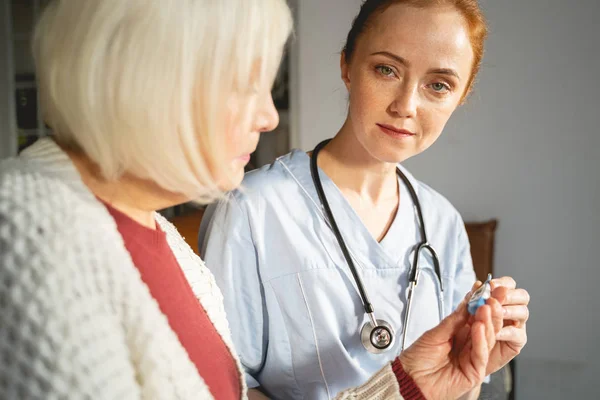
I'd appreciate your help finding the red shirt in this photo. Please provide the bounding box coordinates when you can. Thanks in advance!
[104,203,240,400]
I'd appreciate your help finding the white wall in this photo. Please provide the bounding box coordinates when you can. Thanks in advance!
[293,0,363,150]
[294,0,600,398]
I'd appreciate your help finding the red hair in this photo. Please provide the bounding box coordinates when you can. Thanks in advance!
[343,0,488,99]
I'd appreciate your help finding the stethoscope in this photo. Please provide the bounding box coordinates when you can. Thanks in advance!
[310,139,444,354]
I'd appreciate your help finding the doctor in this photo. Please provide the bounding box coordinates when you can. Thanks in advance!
[199,0,529,399]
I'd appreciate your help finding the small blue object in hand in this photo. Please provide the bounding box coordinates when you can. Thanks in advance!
[468,273,492,316]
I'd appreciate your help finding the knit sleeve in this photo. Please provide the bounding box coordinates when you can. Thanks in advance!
[0,206,141,399]
[333,358,425,400]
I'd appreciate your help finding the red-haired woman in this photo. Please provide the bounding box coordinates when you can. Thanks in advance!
[200,1,529,399]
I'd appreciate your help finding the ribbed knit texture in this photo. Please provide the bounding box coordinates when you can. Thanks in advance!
[104,202,241,399]
[392,358,426,400]
[0,138,246,399]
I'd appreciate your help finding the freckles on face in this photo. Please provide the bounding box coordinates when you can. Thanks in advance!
[345,4,475,162]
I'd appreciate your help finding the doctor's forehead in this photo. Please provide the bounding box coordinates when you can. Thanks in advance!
[356,5,474,72]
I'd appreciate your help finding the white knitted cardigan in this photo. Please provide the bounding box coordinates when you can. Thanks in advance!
[0,139,405,400]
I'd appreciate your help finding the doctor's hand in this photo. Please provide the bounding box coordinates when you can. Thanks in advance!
[398,292,503,400]
[483,276,530,376]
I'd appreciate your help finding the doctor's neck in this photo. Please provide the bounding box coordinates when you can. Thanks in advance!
[316,123,399,204]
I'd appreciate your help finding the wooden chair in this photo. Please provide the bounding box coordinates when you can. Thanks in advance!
[465,219,498,282]
[465,219,515,400]
[169,208,205,255]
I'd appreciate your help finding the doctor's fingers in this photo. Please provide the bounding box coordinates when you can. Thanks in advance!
[490,276,516,290]
[492,287,530,306]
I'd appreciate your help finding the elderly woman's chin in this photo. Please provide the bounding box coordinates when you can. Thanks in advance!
[216,161,247,192]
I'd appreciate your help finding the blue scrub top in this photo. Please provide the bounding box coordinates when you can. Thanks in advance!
[199,150,476,400]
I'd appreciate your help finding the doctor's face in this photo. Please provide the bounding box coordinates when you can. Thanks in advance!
[341,4,474,163]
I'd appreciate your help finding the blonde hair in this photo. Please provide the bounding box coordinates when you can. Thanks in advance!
[33,0,293,202]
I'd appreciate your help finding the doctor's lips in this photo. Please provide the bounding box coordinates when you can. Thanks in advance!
[377,124,416,138]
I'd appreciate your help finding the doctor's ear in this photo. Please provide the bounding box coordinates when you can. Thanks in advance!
[341,51,352,92]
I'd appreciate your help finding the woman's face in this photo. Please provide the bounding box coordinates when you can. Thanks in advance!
[222,78,279,189]
[342,4,475,163]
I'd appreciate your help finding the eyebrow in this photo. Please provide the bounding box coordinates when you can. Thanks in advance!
[371,51,410,67]
[428,68,461,80]
[370,51,461,80]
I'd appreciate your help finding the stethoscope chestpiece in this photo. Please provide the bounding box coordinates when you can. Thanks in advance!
[360,319,395,354]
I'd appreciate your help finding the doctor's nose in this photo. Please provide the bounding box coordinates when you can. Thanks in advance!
[389,85,418,118]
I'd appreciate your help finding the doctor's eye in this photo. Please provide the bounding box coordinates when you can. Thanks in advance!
[375,65,396,78]
[429,82,451,94]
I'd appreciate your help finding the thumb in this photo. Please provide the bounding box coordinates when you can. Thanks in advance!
[428,297,470,342]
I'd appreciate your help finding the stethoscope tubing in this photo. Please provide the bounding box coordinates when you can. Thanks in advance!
[310,139,444,353]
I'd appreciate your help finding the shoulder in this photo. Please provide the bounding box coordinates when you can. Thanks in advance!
[0,159,138,396]
[233,149,310,204]
[1,156,87,239]
[0,155,101,248]
[203,150,310,224]
[0,155,123,298]
[200,150,312,248]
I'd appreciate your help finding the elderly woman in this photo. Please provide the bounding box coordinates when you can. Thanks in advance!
[0,0,514,399]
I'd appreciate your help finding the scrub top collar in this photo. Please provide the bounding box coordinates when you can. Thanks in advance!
[276,149,422,270]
